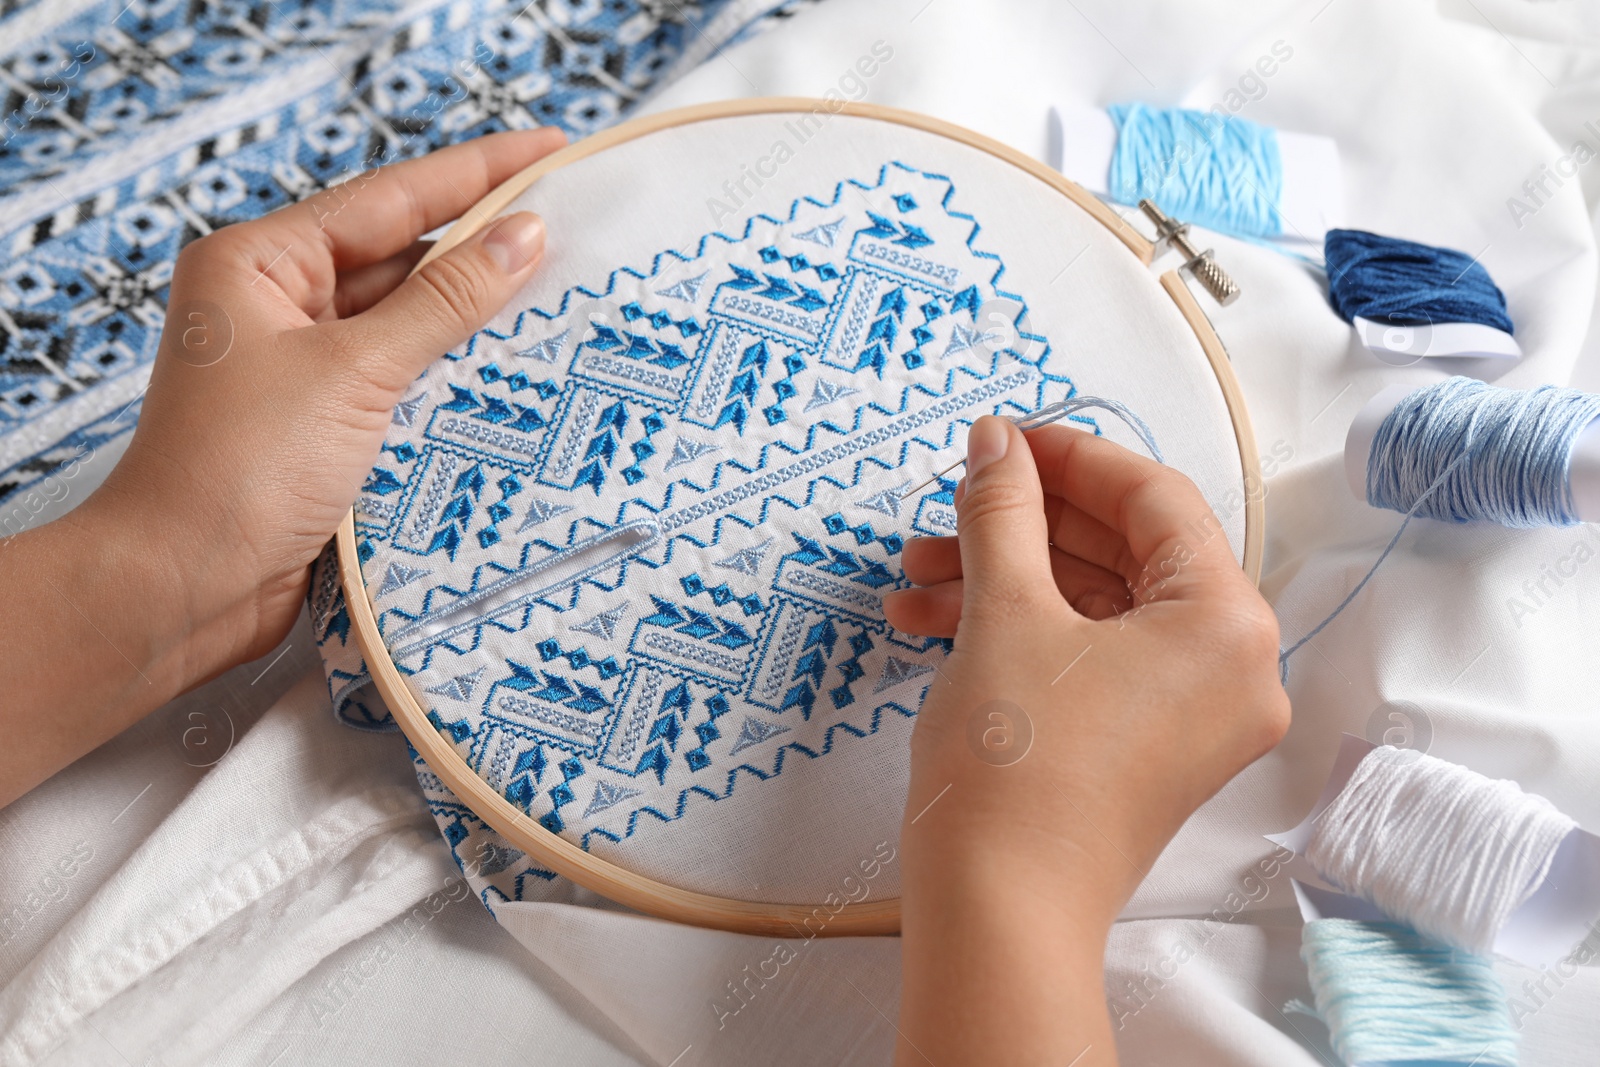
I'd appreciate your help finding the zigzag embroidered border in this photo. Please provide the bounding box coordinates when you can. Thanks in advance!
[357,157,1099,885]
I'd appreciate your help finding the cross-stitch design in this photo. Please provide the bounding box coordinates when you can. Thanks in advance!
[0,0,815,725]
[360,161,1086,891]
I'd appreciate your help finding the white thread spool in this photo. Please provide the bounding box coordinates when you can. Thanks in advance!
[1343,383,1600,521]
[1304,745,1576,954]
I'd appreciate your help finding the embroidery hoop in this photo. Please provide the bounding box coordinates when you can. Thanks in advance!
[336,99,1264,936]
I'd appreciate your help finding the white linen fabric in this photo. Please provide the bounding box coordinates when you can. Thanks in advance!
[5,0,1600,1064]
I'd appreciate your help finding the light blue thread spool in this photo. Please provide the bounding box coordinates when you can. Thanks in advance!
[1363,377,1600,527]
[1293,919,1517,1067]
[1106,102,1284,239]
[1280,377,1600,677]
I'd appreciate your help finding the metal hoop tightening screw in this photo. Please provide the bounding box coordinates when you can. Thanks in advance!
[1138,199,1240,307]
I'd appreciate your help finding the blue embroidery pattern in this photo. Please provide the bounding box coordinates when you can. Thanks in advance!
[359,161,1082,894]
[0,0,811,535]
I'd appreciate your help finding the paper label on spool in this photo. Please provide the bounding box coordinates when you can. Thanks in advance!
[1275,132,1341,251]
[1048,103,1118,200]
[1351,315,1522,363]
[1268,733,1600,967]
[1046,101,1342,255]
[1343,383,1419,503]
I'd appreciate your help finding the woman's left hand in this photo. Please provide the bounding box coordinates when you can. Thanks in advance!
[2,129,564,805]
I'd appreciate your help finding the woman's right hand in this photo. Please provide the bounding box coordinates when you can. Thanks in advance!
[885,416,1289,1065]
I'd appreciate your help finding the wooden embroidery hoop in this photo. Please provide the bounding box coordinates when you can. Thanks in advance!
[336,98,1264,937]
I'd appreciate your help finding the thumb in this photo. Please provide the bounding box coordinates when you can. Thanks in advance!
[345,211,546,385]
[955,416,1057,623]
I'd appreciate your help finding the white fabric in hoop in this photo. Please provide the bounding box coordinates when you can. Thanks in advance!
[354,111,1250,905]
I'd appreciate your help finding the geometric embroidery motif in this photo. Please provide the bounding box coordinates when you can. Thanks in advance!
[378,562,433,598]
[875,655,935,693]
[804,377,861,412]
[655,273,708,303]
[358,160,1077,861]
[855,483,912,519]
[516,328,569,364]
[727,714,791,756]
[583,778,643,817]
[0,0,846,912]
[569,602,629,641]
[793,218,844,248]
[516,497,574,533]
[713,537,775,576]
[426,667,485,703]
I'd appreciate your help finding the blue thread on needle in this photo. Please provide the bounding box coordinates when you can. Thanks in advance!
[900,396,1166,500]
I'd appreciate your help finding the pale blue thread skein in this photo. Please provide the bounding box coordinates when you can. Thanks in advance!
[1367,377,1600,527]
[1012,395,1166,463]
[1292,919,1517,1067]
[1280,377,1600,676]
[1106,102,1283,238]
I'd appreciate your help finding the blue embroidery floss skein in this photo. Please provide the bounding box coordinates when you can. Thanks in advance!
[1325,229,1514,335]
[1279,377,1600,675]
[1325,229,1520,361]
[1292,919,1518,1067]
[1359,377,1600,527]
[1106,103,1284,239]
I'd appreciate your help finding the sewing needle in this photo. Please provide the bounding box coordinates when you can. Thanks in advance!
[900,459,966,500]
[898,402,1072,500]
[895,397,1161,502]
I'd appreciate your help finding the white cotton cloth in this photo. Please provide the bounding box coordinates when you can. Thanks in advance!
[7,0,1600,1063]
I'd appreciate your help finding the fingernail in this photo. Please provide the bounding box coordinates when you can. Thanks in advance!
[966,416,1009,476]
[484,212,544,273]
